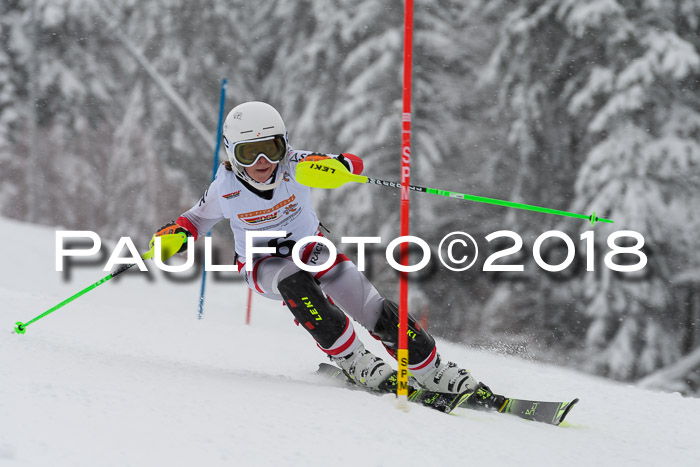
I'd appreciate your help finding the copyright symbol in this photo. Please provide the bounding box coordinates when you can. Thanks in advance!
[438,231,479,272]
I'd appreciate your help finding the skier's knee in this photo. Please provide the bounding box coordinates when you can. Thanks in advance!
[253,256,298,291]
[277,271,347,348]
[371,299,435,365]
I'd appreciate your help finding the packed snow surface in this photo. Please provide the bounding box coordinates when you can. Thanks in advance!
[1,217,699,466]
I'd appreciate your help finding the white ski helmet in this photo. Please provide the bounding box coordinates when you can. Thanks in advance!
[222,101,289,191]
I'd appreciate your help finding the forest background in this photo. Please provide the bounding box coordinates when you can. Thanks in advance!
[2,0,699,394]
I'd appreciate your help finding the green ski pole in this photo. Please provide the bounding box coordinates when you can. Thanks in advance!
[295,159,613,226]
[14,262,137,334]
[14,232,187,334]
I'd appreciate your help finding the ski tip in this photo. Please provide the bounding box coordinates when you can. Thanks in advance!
[556,398,579,426]
[317,362,350,383]
[316,362,338,375]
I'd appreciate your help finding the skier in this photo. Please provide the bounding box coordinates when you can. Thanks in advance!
[155,101,501,403]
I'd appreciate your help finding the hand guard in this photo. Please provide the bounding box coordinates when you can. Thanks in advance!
[151,221,191,253]
[302,153,352,172]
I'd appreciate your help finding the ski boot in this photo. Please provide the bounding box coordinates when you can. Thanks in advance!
[331,343,394,391]
[413,357,478,394]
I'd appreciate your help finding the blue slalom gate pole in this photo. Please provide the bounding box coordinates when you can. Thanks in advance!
[198,77,227,319]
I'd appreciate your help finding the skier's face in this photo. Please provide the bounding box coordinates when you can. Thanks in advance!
[244,157,277,183]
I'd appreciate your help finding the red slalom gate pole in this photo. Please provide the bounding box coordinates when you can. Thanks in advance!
[397,0,414,409]
[245,287,253,325]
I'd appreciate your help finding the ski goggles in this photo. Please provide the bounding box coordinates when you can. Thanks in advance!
[231,135,287,167]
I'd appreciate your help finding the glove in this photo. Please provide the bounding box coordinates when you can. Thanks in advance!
[335,154,352,172]
[339,153,363,175]
[151,221,191,253]
[302,153,351,171]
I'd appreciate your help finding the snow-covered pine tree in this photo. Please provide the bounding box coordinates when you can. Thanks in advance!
[1,0,259,243]
[409,1,520,341]
[95,0,255,242]
[0,2,24,220]
[479,0,700,383]
[570,1,700,380]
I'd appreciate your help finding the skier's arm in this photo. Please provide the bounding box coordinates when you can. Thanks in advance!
[154,179,224,247]
[177,179,225,240]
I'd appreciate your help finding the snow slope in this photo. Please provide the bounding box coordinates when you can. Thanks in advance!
[1,217,699,467]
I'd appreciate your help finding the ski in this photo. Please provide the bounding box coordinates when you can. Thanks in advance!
[499,396,578,425]
[317,362,465,413]
[317,362,578,426]
[450,389,579,425]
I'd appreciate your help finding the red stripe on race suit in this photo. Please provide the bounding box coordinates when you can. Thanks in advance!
[314,254,350,280]
[300,241,317,264]
[318,317,356,356]
[408,346,437,371]
[320,329,356,356]
[252,256,276,294]
[176,216,199,241]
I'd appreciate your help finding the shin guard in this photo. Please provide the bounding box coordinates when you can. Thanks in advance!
[277,271,348,349]
[371,299,435,365]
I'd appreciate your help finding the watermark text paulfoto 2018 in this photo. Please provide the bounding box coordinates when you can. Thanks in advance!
[55,229,648,279]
